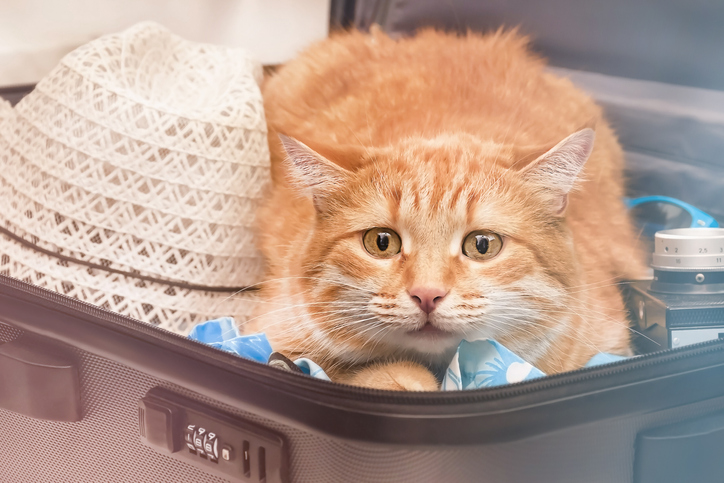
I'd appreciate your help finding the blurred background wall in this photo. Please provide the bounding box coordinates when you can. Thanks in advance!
[0,0,331,86]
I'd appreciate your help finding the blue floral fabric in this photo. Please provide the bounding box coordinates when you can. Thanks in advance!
[188,318,331,380]
[441,339,545,390]
[293,358,332,381]
[187,317,273,364]
[189,318,628,390]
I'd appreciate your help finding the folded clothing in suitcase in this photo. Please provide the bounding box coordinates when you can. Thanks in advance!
[2,2,724,482]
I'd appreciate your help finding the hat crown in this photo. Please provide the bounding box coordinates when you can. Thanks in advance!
[0,22,270,290]
[62,22,266,130]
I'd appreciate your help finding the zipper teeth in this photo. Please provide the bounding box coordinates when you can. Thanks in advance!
[339,340,724,405]
[318,340,724,406]
[4,274,724,406]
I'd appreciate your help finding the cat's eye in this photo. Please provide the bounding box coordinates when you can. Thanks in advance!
[363,228,402,258]
[462,230,503,261]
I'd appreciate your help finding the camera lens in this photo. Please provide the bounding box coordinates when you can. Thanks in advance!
[650,228,724,293]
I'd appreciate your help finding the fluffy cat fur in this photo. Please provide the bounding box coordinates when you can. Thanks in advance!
[247,28,645,391]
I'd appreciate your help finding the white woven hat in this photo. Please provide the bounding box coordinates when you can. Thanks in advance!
[0,22,269,334]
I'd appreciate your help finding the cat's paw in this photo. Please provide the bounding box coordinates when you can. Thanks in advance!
[344,361,439,391]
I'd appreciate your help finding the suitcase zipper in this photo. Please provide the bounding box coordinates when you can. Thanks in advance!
[2,273,724,406]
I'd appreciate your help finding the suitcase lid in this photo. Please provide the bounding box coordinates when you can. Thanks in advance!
[354,0,724,91]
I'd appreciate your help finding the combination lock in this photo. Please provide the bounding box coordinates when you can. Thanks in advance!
[139,387,286,482]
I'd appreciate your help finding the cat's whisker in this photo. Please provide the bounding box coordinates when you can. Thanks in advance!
[525,307,620,353]
[489,290,634,319]
[526,318,601,353]
[565,281,635,295]
[321,317,380,336]
[211,275,334,308]
[495,318,602,357]
[232,306,371,341]
[238,301,366,327]
[255,306,370,330]
[331,321,387,349]
[491,277,631,300]
[498,296,629,315]
[474,314,543,343]
[475,298,607,355]
[563,275,630,290]
[550,301,661,346]
[233,275,378,296]
[361,324,396,358]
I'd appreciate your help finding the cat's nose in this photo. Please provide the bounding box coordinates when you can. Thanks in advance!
[409,287,448,314]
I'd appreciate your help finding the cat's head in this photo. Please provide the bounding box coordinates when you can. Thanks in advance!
[278,129,594,365]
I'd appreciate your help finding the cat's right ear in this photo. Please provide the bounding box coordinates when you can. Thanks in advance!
[278,134,350,213]
[518,128,595,216]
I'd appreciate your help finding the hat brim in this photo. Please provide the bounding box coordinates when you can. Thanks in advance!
[0,229,258,334]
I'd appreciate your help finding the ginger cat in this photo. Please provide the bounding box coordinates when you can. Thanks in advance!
[248,28,645,391]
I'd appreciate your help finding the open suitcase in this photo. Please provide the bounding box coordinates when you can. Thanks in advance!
[3,1,724,482]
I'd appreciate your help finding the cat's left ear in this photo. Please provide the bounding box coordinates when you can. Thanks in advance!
[519,128,595,216]
[278,134,350,213]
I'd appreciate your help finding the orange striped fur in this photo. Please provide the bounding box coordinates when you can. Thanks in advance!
[248,28,645,390]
